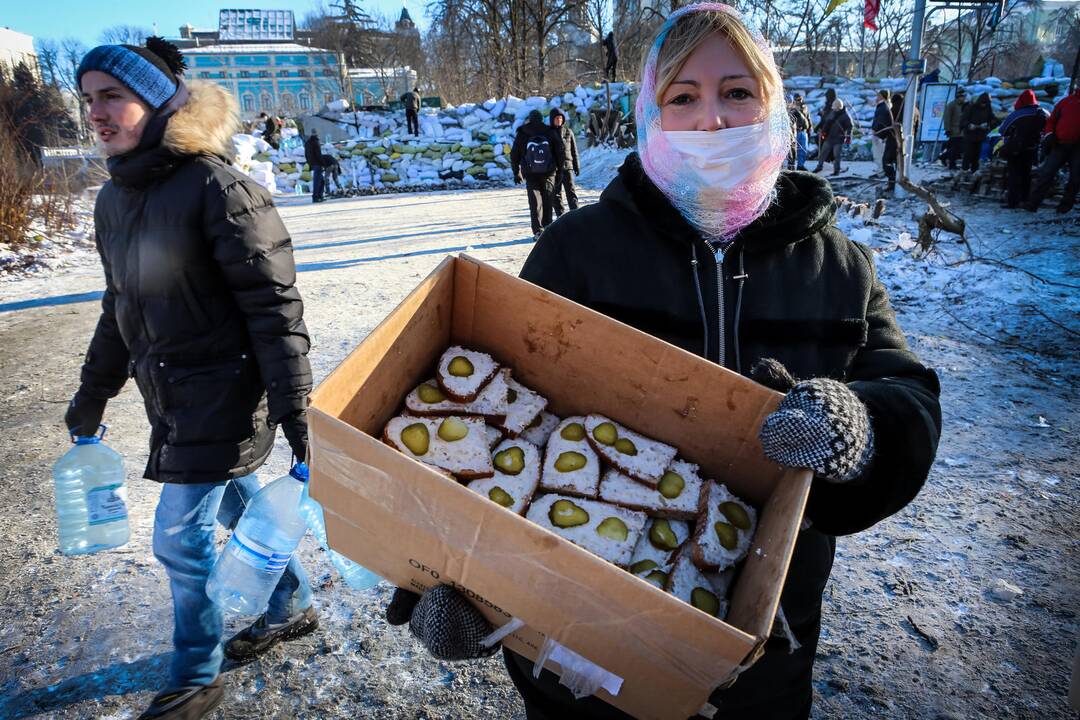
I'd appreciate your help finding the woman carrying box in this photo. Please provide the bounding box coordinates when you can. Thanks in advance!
[386,4,941,718]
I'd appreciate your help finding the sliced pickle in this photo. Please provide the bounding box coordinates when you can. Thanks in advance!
[437,417,469,442]
[400,423,430,456]
[560,422,586,441]
[691,587,721,617]
[648,519,679,551]
[614,437,638,456]
[553,451,587,472]
[719,501,752,530]
[447,356,474,377]
[643,570,668,588]
[596,517,629,541]
[527,413,543,429]
[714,521,738,550]
[417,383,447,404]
[658,471,685,499]
[494,446,525,475]
[488,486,514,508]
[549,499,589,528]
[630,559,659,574]
[591,422,618,446]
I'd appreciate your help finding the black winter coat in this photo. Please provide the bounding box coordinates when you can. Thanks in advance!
[871,101,894,139]
[508,153,941,717]
[509,119,566,178]
[1000,106,1049,159]
[821,108,853,144]
[80,82,312,483]
[305,134,323,167]
[962,99,995,141]
[549,113,580,174]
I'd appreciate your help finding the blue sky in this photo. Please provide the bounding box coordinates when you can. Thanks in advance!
[5,0,427,48]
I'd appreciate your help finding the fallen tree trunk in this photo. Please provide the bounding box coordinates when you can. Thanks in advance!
[895,127,966,254]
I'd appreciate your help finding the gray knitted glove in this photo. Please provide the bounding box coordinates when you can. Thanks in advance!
[385,585,498,661]
[759,377,875,483]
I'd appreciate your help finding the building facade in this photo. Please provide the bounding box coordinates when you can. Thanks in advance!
[0,27,39,79]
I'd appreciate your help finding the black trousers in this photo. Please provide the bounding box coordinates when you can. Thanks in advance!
[882,135,898,185]
[1028,141,1080,211]
[945,135,963,169]
[405,109,419,135]
[962,135,985,172]
[525,174,556,235]
[1004,151,1035,208]
[551,168,579,216]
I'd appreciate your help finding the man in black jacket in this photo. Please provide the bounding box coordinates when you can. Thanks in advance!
[510,109,566,237]
[872,90,897,192]
[401,86,421,136]
[70,39,315,720]
[548,108,580,216]
[304,128,325,203]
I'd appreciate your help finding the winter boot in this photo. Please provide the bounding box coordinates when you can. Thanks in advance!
[224,606,319,662]
[138,678,223,720]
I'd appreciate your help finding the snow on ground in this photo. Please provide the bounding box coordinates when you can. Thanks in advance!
[0,194,96,281]
[0,153,1076,720]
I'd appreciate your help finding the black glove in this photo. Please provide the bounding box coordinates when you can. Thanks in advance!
[752,359,874,483]
[513,174,522,185]
[64,391,107,438]
[280,409,308,463]
[385,585,498,661]
[573,165,580,176]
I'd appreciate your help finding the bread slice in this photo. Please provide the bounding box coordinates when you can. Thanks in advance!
[667,549,729,619]
[526,494,647,567]
[382,415,494,480]
[435,346,500,402]
[597,459,703,520]
[484,424,505,449]
[497,376,549,438]
[691,481,758,571]
[583,415,677,487]
[405,370,509,423]
[627,518,691,575]
[539,416,601,497]
[519,411,560,448]
[467,438,541,515]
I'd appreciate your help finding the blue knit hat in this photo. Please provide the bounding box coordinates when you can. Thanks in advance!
[77,37,186,110]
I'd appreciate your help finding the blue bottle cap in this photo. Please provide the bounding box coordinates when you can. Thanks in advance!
[290,462,310,482]
[71,424,108,445]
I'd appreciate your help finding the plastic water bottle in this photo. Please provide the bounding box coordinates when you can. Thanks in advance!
[52,428,129,556]
[206,463,309,615]
[299,484,381,591]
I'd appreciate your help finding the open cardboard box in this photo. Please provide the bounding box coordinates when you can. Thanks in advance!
[309,255,812,720]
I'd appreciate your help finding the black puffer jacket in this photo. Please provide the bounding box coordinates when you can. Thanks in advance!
[548,108,580,174]
[507,153,941,717]
[80,82,312,483]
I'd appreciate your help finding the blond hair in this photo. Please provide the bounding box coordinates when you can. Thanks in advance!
[652,10,781,111]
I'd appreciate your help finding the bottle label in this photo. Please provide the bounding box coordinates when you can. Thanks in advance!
[229,530,292,572]
[87,484,128,526]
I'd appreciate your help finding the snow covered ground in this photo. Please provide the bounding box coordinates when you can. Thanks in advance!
[0,151,1076,719]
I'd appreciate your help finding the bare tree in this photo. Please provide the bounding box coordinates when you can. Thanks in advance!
[99,25,152,45]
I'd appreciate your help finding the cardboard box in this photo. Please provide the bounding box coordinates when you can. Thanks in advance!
[309,255,812,720]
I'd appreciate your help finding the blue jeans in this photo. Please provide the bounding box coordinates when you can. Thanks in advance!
[795,131,808,169]
[152,474,312,688]
[312,165,325,202]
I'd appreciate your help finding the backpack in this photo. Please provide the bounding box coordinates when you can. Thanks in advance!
[523,133,554,175]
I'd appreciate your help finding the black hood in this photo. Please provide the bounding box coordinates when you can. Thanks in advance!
[548,107,565,125]
[606,152,837,254]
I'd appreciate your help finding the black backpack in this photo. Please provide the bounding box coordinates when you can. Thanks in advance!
[523,133,554,175]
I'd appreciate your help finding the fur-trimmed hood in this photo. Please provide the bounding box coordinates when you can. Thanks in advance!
[163,80,240,158]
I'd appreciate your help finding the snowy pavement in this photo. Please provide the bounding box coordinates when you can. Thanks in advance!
[0,157,1077,720]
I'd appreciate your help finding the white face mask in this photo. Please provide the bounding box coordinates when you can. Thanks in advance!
[662,123,772,191]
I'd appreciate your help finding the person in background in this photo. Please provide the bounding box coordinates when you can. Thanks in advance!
[400,86,421,136]
[870,89,890,172]
[603,32,618,81]
[304,128,325,203]
[813,98,851,176]
[997,90,1049,209]
[548,108,581,216]
[260,111,281,149]
[380,7,941,719]
[787,93,811,170]
[71,37,315,720]
[510,109,566,238]
[872,89,894,188]
[321,152,343,195]
[960,92,994,173]
[1026,85,1080,214]
[942,86,967,169]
